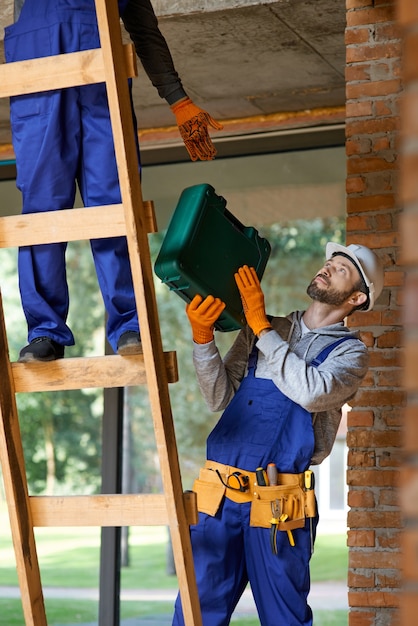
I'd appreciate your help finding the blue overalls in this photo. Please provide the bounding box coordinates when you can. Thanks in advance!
[173,338,349,626]
[4,0,139,352]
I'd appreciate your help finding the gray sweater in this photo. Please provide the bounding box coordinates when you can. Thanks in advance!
[192,311,369,465]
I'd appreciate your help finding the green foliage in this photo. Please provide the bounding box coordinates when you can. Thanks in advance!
[0,216,345,495]
[0,241,104,495]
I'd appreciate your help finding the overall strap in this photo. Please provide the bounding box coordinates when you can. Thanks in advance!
[310,336,355,368]
[247,340,259,376]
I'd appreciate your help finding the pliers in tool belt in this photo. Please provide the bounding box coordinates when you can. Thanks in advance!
[270,500,281,555]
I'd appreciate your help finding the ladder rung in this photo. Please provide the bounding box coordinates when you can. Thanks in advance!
[0,44,137,98]
[0,201,156,248]
[30,492,198,527]
[12,352,178,393]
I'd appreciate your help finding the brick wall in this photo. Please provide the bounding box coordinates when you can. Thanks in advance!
[397,2,418,625]
[345,1,404,624]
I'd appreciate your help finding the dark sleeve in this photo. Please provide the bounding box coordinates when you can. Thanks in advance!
[121,0,188,105]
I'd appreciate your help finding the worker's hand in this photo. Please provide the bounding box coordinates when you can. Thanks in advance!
[171,97,223,161]
[235,265,272,336]
[186,294,226,344]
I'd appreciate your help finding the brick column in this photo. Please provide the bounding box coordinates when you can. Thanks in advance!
[345,1,403,624]
[397,2,418,625]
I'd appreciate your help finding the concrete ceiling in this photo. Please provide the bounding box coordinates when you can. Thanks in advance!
[0,0,346,163]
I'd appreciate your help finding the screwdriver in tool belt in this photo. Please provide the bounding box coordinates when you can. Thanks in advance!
[256,467,269,486]
[267,463,278,486]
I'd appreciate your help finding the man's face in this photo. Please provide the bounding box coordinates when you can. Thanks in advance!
[307,254,363,306]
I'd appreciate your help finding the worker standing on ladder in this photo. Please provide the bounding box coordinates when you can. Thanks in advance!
[173,243,384,626]
[5,0,222,362]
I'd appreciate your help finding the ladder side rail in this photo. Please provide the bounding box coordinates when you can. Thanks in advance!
[0,293,46,626]
[94,2,202,624]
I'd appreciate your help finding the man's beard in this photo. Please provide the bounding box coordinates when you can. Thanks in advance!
[307,275,355,306]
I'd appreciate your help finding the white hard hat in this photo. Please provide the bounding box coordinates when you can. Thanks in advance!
[326,242,384,311]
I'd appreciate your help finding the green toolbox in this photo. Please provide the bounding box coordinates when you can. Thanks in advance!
[154,183,271,332]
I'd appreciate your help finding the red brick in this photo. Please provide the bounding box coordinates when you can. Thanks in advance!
[347,136,373,155]
[348,450,376,467]
[372,135,392,151]
[348,571,375,587]
[355,332,375,347]
[374,99,396,117]
[347,177,367,195]
[346,101,374,118]
[376,330,403,348]
[374,22,403,42]
[348,489,376,508]
[381,308,402,324]
[384,270,404,286]
[381,406,403,427]
[379,450,402,468]
[348,156,397,174]
[360,370,374,387]
[347,410,375,428]
[348,611,375,626]
[377,368,402,386]
[346,117,400,136]
[377,530,401,550]
[349,548,402,567]
[346,79,401,99]
[346,63,372,82]
[347,469,400,488]
[355,389,404,407]
[348,529,376,547]
[348,231,399,249]
[348,590,400,608]
[368,349,403,368]
[347,195,396,213]
[346,0,374,9]
[347,430,402,448]
[346,7,396,27]
[350,310,383,326]
[345,27,371,45]
[376,572,401,588]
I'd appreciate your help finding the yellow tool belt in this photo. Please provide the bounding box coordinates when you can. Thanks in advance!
[192,460,316,530]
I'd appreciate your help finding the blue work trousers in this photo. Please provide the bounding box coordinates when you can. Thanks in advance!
[173,498,317,626]
[5,0,139,351]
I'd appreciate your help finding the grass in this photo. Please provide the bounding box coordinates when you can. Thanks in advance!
[0,505,348,625]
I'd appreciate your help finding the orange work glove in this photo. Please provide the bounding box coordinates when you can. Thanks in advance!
[235,265,272,336]
[171,97,223,162]
[186,294,226,344]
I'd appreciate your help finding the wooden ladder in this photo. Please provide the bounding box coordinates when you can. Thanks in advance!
[0,1,202,625]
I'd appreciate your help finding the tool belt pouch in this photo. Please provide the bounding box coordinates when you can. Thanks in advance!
[192,468,226,516]
[250,483,316,531]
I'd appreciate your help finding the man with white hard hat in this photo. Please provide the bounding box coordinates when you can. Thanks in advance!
[172,242,384,626]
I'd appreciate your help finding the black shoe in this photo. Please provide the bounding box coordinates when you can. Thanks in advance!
[18,337,65,363]
[117,331,143,355]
